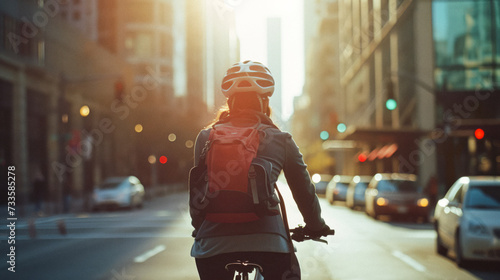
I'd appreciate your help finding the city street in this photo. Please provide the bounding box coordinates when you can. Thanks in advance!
[1,1,500,279]
[1,182,499,280]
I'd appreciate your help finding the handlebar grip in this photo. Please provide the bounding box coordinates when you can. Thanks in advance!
[290,227,335,238]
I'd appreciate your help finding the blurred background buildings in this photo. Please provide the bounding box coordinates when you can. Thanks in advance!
[294,0,500,196]
[0,0,238,214]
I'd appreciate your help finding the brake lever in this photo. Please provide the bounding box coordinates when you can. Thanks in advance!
[311,237,328,244]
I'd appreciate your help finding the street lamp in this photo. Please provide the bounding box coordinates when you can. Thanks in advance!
[148,155,158,195]
[185,140,194,149]
[168,133,176,142]
[79,105,90,117]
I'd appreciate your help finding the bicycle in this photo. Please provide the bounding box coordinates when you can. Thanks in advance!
[225,225,335,280]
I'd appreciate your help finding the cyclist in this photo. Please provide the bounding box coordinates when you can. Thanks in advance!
[190,60,331,279]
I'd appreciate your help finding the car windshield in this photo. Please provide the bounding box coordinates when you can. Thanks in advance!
[354,183,368,194]
[316,181,329,190]
[378,180,419,193]
[98,181,123,190]
[465,184,500,209]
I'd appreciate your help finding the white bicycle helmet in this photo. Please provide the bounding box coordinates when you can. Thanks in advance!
[221,60,275,98]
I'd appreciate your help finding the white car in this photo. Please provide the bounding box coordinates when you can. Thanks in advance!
[433,176,500,267]
[312,173,333,196]
[326,175,353,204]
[92,176,145,211]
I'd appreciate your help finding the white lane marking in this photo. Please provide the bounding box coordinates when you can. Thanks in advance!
[392,250,427,272]
[134,245,166,263]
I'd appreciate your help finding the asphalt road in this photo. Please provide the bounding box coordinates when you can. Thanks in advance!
[1,184,499,280]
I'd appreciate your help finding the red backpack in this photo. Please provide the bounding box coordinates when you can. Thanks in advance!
[189,122,280,223]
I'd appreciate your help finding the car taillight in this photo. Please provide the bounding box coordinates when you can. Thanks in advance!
[417,198,429,207]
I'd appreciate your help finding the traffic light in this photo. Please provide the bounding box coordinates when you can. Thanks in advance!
[159,156,168,164]
[337,123,347,133]
[474,128,485,140]
[320,131,330,141]
[357,152,367,163]
[385,80,397,111]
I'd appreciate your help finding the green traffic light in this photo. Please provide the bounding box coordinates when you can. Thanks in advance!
[337,123,347,133]
[386,99,397,111]
[320,131,329,140]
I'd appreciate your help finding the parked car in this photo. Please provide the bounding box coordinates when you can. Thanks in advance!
[92,176,145,211]
[312,173,333,196]
[346,175,372,209]
[433,176,500,267]
[326,175,353,204]
[364,173,429,221]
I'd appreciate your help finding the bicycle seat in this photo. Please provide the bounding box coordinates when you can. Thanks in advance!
[225,260,264,274]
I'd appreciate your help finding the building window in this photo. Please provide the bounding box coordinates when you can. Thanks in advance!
[1,13,39,59]
[380,0,390,28]
[160,32,172,58]
[125,31,154,58]
[38,40,45,66]
[124,0,154,24]
[433,0,499,91]
[160,3,173,26]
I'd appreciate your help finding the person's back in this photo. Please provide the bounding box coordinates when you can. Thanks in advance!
[189,61,330,280]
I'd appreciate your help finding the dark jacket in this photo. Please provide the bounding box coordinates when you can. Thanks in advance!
[190,110,326,243]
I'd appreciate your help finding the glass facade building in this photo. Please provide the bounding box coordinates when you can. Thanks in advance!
[433,0,500,91]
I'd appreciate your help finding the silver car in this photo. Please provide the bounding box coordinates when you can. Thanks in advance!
[92,176,145,211]
[433,176,500,267]
[326,175,353,204]
[346,175,372,209]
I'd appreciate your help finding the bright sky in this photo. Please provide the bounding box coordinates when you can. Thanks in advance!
[232,0,304,121]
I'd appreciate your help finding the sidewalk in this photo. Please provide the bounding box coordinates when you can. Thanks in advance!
[0,183,187,220]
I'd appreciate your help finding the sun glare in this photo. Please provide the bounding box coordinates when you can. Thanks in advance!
[233,0,304,120]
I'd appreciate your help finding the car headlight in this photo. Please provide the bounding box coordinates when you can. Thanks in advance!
[376,197,389,206]
[468,219,489,236]
[417,198,429,207]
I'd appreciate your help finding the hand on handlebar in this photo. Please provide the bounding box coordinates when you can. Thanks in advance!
[304,224,334,238]
[290,225,335,243]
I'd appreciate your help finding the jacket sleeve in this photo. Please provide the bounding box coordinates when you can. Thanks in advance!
[283,133,327,231]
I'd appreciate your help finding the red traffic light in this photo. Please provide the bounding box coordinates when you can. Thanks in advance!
[358,153,367,163]
[159,156,168,164]
[474,128,485,140]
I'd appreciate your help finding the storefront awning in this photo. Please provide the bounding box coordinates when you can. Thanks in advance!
[365,143,398,161]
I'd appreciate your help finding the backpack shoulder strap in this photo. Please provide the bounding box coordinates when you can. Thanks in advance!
[275,185,293,245]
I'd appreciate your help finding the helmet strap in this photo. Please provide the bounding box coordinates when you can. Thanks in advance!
[261,97,270,116]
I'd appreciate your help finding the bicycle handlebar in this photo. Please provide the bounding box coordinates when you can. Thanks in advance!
[290,226,335,244]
